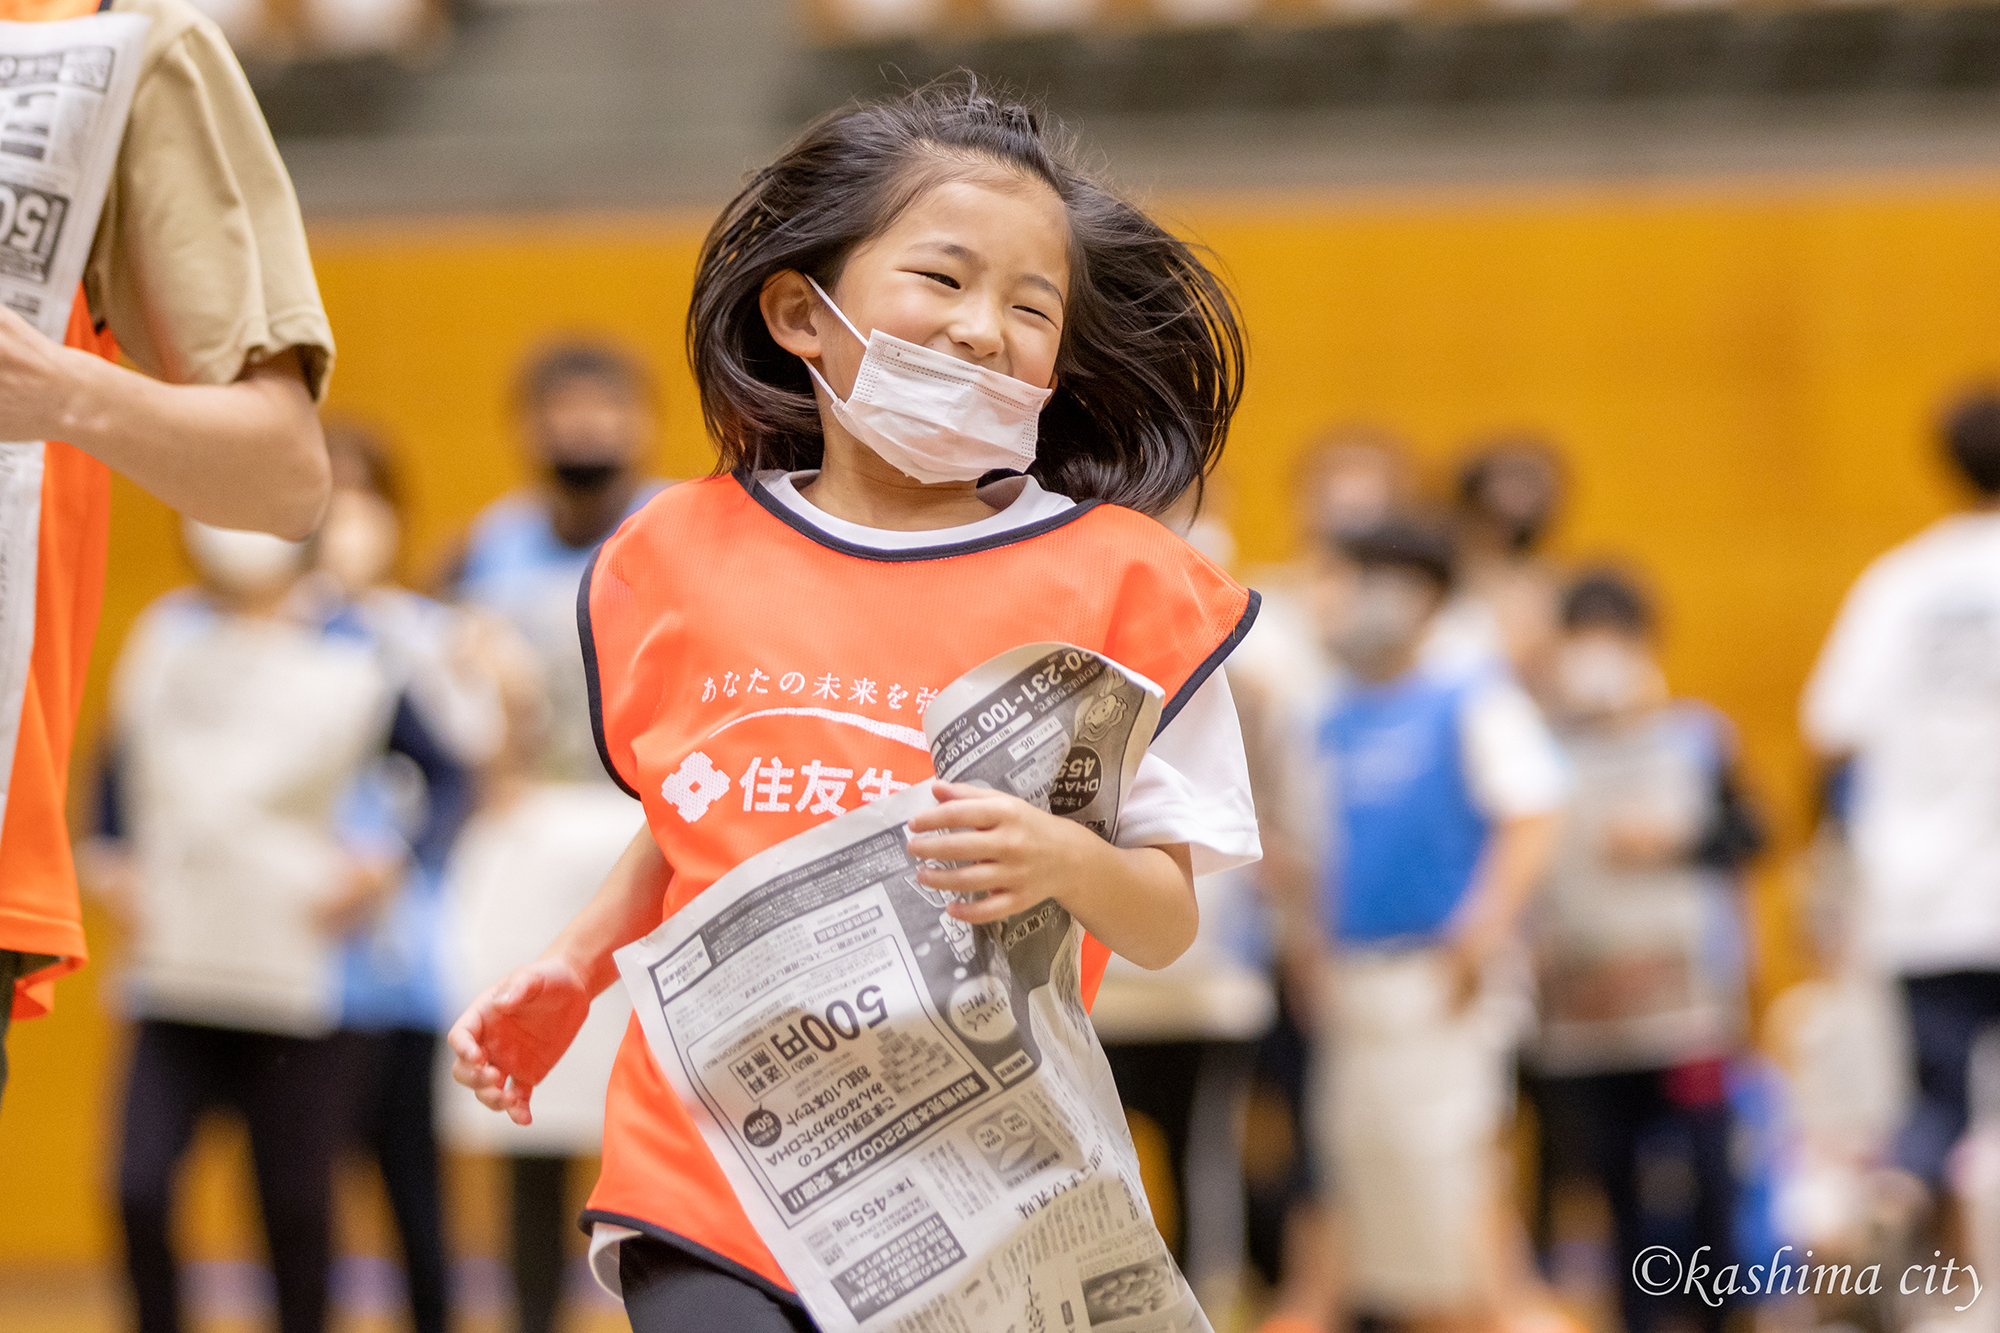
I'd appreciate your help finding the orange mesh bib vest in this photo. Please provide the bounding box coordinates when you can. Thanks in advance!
[579,473,1256,1294]
[0,0,124,1021]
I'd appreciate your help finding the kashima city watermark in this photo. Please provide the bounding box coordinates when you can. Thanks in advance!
[1632,1245,1984,1312]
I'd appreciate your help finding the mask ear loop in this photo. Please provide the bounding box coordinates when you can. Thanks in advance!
[804,275,868,349]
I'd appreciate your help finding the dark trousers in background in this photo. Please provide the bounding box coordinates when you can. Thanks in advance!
[1102,1038,1256,1287]
[1898,970,2000,1188]
[117,1018,348,1333]
[340,1027,450,1333]
[1529,1062,1735,1333]
[511,1154,573,1333]
[0,950,56,1106]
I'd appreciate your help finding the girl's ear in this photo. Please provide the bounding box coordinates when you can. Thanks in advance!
[760,271,822,362]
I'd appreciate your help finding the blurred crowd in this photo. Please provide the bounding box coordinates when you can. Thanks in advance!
[73,336,2000,1333]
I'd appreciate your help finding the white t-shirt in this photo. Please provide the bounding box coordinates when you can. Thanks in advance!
[1803,511,2000,974]
[760,472,1261,876]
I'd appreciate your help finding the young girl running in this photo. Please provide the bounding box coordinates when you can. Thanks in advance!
[448,81,1262,1332]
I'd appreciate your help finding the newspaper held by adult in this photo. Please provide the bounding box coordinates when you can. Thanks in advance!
[616,643,1214,1333]
[0,9,148,836]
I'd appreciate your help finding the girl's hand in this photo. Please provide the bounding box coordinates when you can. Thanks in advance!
[447,957,593,1125]
[905,781,1106,925]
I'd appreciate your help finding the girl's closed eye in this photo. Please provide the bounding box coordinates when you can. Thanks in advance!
[917,270,961,289]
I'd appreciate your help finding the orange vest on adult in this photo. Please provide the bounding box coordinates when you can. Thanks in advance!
[0,0,123,1020]
[579,472,1257,1296]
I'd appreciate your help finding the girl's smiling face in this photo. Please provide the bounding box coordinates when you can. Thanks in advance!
[772,169,1072,401]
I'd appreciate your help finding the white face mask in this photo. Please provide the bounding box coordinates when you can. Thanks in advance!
[1557,638,1664,718]
[802,276,1053,485]
[1329,570,1435,674]
[182,518,308,596]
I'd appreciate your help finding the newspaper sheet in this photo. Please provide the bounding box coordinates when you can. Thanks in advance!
[0,9,148,837]
[617,643,1214,1333]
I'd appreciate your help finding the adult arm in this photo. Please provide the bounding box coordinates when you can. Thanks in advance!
[0,312,326,538]
[448,824,671,1124]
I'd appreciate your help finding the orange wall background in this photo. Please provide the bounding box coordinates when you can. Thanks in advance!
[2,174,1994,1264]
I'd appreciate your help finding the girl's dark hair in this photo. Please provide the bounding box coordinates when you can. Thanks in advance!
[687,76,1244,515]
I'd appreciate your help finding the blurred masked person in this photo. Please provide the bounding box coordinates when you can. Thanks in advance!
[1093,483,1274,1308]
[1525,569,1764,1333]
[1297,517,1566,1333]
[1803,390,2000,1233]
[437,341,658,1333]
[95,517,462,1333]
[319,422,503,1333]
[1425,437,1567,693]
[0,0,335,1094]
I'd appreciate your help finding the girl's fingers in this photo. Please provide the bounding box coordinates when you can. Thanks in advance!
[907,830,1002,864]
[916,861,1003,894]
[907,798,1012,835]
[447,1007,484,1054]
[946,892,1019,924]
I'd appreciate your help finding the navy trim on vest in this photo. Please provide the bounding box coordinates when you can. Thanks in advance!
[578,1209,806,1309]
[577,544,642,801]
[1159,588,1260,733]
[737,471,1102,564]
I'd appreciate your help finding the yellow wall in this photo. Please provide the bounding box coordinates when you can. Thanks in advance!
[3,174,1995,1265]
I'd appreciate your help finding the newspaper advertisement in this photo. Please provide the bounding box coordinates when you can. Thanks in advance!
[617,643,1214,1333]
[0,9,148,835]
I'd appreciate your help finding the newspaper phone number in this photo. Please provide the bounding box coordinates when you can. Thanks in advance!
[964,651,1100,742]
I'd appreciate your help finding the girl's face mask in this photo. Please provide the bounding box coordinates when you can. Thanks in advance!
[802,276,1053,485]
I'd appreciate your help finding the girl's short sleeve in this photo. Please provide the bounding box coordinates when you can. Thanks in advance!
[1113,669,1261,876]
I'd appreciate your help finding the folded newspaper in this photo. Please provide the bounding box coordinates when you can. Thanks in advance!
[0,9,148,837]
[616,643,1215,1333]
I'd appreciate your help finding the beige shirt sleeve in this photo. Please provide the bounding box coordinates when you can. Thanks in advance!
[81,0,333,399]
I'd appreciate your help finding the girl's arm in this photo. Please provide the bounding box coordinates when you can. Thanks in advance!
[447,824,672,1124]
[905,782,1197,970]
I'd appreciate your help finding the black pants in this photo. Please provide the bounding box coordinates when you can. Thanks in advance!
[341,1028,450,1333]
[1529,1063,1735,1333]
[620,1236,817,1333]
[1898,971,2000,1187]
[117,1019,348,1333]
